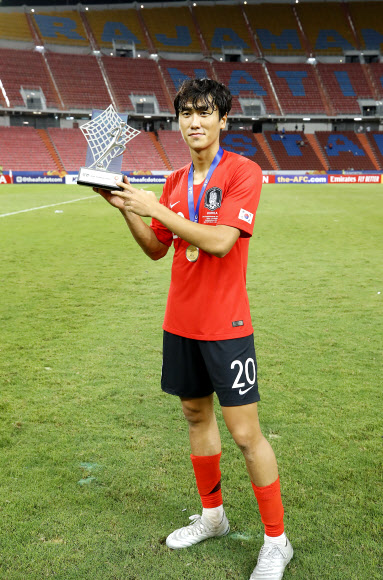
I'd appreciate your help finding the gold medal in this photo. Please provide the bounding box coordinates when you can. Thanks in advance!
[186,245,199,262]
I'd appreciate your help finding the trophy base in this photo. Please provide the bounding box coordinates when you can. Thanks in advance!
[77,167,124,191]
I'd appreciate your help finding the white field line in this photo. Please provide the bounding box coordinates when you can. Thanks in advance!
[0,195,99,218]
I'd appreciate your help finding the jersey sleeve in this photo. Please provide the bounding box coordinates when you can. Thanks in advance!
[150,178,174,247]
[216,160,262,237]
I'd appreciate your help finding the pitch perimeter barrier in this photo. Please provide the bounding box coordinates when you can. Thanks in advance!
[328,174,381,183]
[1,172,382,186]
[275,175,328,184]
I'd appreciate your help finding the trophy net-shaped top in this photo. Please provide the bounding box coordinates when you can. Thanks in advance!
[80,105,140,171]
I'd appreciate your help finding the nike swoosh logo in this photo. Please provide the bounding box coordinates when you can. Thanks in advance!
[238,386,254,395]
[170,201,180,209]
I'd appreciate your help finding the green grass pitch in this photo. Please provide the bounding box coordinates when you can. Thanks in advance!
[0,183,382,579]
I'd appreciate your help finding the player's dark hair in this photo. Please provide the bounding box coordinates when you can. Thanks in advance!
[174,78,232,120]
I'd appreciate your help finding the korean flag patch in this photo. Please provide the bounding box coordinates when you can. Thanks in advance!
[238,208,254,225]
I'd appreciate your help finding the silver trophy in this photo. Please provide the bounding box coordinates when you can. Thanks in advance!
[77,104,140,191]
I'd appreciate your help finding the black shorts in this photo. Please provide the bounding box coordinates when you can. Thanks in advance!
[161,331,260,407]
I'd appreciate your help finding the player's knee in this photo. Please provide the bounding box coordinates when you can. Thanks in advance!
[181,401,211,426]
[231,427,263,455]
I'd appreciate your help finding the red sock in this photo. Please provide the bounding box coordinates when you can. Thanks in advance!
[252,476,285,537]
[190,452,223,508]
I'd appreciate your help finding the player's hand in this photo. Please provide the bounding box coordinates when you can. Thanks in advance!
[93,186,126,211]
[114,176,159,218]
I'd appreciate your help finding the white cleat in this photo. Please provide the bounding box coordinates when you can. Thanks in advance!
[166,512,230,549]
[250,538,294,580]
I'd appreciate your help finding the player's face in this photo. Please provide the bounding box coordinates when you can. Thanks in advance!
[178,99,227,153]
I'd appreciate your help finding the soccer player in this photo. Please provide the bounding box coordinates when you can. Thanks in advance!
[95,78,293,580]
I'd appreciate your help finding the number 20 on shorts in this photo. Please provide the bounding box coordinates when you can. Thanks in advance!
[231,358,257,395]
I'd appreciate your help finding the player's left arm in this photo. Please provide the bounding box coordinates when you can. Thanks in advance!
[115,180,240,258]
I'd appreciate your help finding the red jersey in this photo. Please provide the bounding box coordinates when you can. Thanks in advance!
[150,150,262,340]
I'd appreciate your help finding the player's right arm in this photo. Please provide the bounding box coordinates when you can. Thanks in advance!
[94,183,169,261]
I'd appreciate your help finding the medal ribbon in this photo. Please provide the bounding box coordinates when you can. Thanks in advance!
[187,146,224,223]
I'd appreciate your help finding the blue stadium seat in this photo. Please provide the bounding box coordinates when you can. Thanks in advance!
[156,26,192,47]
[227,70,267,96]
[275,71,308,96]
[101,21,141,44]
[315,29,354,51]
[211,27,249,49]
[221,133,257,157]
[361,28,383,50]
[34,14,86,41]
[372,133,383,156]
[167,67,210,91]
[333,71,356,97]
[326,134,365,156]
[271,134,303,157]
[256,29,302,51]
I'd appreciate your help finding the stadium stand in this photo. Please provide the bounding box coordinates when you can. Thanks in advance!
[0,48,60,109]
[368,63,383,99]
[221,131,274,171]
[158,130,275,172]
[264,131,325,171]
[348,2,383,51]
[365,132,383,169]
[48,127,87,171]
[0,126,58,171]
[245,3,306,55]
[315,131,376,171]
[267,63,326,114]
[141,6,202,53]
[317,63,373,115]
[46,53,111,110]
[86,8,148,51]
[33,10,89,47]
[0,2,382,175]
[194,4,253,55]
[355,132,381,170]
[0,12,34,43]
[121,130,169,172]
[296,1,357,54]
[213,62,278,115]
[103,56,172,113]
[160,59,215,100]
[157,130,190,170]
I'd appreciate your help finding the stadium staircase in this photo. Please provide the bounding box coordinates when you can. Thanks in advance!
[190,4,209,55]
[240,4,261,56]
[25,11,42,45]
[148,133,172,170]
[365,133,383,169]
[48,128,87,171]
[136,8,156,53]
[355,133,382,170]
[292,3,311,55]
[341,0,360,49]
[305,134,329,171]
[157,130,191,170]
[37,129,65,172]
[253,134,279,170]
[312,66,334,117]
[80,10,99,51]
